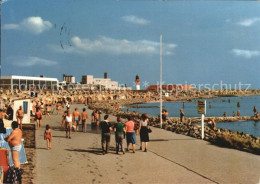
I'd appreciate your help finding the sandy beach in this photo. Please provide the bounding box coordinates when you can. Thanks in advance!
[32,103,260,184]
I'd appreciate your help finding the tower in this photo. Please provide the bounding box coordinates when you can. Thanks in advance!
[135,75,140,90]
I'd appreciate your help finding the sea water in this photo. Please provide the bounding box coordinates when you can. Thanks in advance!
[121,95,260,137]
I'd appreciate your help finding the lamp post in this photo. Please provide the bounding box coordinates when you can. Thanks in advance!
[0,2,2,89]
[160,35,163,128]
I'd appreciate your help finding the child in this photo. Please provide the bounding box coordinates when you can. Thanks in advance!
[44,124,52,150]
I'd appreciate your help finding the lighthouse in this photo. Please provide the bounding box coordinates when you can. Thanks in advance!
[135,75,140,90]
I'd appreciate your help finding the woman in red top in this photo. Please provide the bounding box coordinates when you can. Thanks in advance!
[125,116,137,153]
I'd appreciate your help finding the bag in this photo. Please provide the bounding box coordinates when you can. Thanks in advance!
[148,128,152,133]
[4,166,23,184]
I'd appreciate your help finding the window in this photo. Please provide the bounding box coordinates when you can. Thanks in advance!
[27,80,34,90]
[46,81,52,89]
[23,101,28,114]
[13,79,19,89]
[34,80,40,90]
[40,81,46,89]
[20,80,26,90]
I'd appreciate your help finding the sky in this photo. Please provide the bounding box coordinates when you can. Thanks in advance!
[1,0,260,89]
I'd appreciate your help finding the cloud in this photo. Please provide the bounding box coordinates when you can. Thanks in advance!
[237,18,260,27]
[3,24,19,29]
[231,49,260,59]
[55,36,177,56]
[10,56,58,67]
[3,16,52,34]
[122,15,150,25]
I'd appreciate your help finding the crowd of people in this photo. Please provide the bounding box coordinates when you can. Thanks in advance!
[60,104,151,154]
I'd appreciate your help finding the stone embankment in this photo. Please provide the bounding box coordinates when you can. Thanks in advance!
[22,124,36,183]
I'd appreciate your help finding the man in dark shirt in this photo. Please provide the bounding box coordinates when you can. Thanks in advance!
[99,115,112,155]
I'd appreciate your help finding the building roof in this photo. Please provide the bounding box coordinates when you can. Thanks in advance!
[1,75,59,81]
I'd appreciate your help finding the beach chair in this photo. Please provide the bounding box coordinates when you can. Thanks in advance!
[0,166,3,184]
[0,149,9,181]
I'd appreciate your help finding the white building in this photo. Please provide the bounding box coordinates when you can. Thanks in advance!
[63,74,75,84]
[0,75,59,90]
[81,75,119,90]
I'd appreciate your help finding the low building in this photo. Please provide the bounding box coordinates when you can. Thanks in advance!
[63,74,75,84]
[81,74,119,90]
[0,75,59,90]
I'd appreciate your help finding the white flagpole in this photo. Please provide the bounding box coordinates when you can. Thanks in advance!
[160,35,163,128]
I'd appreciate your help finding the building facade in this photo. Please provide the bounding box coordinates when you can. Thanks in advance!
[63,74,75,84]
[0,75,59,90]
[81,75,119,90]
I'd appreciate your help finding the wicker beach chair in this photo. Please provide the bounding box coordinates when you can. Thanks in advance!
[0,149,9,180]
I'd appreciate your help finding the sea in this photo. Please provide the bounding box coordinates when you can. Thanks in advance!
[121,95,260,137]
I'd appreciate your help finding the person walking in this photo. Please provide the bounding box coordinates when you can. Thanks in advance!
[180,108,185,123]
[81,108,88,132]
[35,108,42,130]
[99,115,112,155]
[44,124,52,150]
[16,106,24,130]
[65,110,73,139]
[72,108,80,132]
[139,114,149,152]
[125,116,137,153]
[114,116,125,154]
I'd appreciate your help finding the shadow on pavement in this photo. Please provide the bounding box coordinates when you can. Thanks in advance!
[52,135,66,138]
[36,147,48,150]
[65,147,118,155]
[150,138,200,142]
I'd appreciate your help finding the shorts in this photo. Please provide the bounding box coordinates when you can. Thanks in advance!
[11,145,22,152]
[36,117,42,120]
[126,132,137,144]
[18,116,23,120]
[74,118,79,121]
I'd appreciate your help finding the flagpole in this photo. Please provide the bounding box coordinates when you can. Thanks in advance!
[160,35,163,128]
[0,2,2,89]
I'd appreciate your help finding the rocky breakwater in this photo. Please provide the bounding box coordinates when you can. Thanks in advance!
[166,116,260,123]
[21,124,36,183]
[149,120,260,155]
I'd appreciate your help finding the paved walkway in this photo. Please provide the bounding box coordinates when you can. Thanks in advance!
[34,104,260,184]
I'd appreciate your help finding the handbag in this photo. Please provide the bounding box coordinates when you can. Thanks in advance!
[148,127,152,133]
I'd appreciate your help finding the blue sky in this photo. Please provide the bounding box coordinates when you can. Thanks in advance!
[2,0,260,89]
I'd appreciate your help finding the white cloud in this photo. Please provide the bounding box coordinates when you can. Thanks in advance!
[11,56,58,67]
[3,16,52,34]
[231,49,260,59]
[3,24,19,29]
[237,18,260,27]
[60,36,177,56]
[122,15,150,25]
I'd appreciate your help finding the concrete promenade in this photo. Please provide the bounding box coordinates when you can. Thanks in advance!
[34,104,260,184]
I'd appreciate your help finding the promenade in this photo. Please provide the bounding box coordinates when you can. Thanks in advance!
[34,104,260,184]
